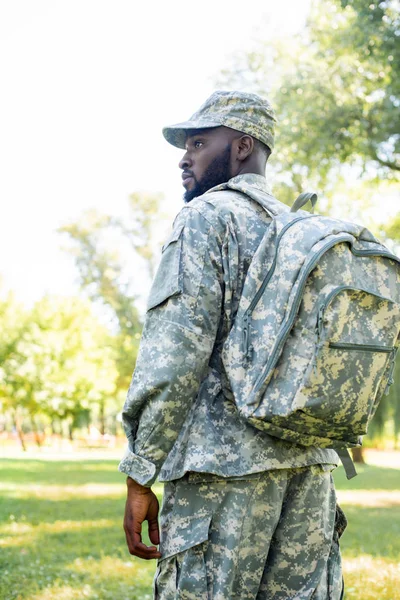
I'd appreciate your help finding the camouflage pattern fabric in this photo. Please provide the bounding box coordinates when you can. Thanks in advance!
[219,178,400,450]
[119,174,338,488]
[154,466,343,600]
[162,90,276,152]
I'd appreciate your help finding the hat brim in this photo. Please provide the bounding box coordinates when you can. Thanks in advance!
[162,120,221,149]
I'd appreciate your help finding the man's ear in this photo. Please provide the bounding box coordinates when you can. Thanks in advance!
[235,135,254,162]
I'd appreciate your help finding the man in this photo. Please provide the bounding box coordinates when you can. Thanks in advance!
[119,91,344,599]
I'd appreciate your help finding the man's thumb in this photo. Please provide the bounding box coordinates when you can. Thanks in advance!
[148,518,160,546]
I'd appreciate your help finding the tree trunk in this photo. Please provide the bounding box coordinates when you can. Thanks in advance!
[351,447,365,463]
[99,400,106,436]
[13,410,26,451]
[50,419,61,436]
[30,416,45,447]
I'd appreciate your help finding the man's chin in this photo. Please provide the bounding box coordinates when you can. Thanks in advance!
[183,188,199,203]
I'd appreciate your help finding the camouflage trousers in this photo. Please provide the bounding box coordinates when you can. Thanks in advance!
[154,465,344,600]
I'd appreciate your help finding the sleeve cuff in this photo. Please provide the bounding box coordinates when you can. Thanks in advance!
[118,446,158,487]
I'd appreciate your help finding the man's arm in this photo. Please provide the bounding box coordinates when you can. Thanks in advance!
[119,205,224,557]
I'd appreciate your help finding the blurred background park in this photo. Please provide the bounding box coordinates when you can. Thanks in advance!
[0,0,399,598]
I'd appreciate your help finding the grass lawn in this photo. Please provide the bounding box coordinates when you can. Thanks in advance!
[333,457,400,600]
[0,451,399,599]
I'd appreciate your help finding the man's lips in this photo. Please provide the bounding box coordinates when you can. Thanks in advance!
[182,172,194,186]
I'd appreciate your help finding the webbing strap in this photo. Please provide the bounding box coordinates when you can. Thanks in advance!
[291,192,318,213]
[337,448,358,480]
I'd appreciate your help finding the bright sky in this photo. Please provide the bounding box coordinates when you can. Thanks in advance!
[1,0,314,305]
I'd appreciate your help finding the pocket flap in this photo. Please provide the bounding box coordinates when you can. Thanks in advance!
[160,514,211,561]
[161,224,184,252]
[147,225,184,311]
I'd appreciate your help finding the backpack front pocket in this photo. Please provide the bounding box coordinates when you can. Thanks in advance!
[291,287,400,441]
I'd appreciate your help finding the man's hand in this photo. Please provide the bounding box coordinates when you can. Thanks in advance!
[123,477,161,560]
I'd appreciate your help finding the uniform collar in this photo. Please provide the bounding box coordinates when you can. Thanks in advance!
[206,173,287,217]
[208,173,272,196]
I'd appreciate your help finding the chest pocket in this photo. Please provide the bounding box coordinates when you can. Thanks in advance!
[146,225,184,311]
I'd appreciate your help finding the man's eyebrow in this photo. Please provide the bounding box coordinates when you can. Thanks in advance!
[188,134,206,140]
[186,128,214,140]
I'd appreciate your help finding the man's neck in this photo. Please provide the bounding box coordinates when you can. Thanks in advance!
[234,163,266,177]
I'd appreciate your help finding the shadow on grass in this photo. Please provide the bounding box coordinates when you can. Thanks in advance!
[332,463,400,564]
[2,459,398,489]
[0,495,127,525]
[339,504,400,560]
[0,458,124,486]
[333,463,400,491]
[1,525,157,600]
[1,494,399,599]
[1,458,399,599]
[0,497,159,599]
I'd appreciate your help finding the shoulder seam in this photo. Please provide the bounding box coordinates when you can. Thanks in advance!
[186,204,227,245]
[178,202,229,245]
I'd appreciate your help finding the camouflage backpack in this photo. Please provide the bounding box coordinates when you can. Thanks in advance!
[220,180,400,478]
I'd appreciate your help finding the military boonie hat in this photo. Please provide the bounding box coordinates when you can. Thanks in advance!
[162,90,276,152]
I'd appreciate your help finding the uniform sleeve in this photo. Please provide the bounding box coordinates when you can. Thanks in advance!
[118,206,224,486]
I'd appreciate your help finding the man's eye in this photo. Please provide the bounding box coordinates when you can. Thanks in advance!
[194,140,203,148]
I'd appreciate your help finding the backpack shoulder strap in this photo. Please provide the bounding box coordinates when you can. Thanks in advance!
[291,192,318,213]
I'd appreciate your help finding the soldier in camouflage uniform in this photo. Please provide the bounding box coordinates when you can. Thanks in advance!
[119,91,345,599]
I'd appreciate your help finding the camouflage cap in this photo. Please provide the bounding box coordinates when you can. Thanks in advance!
[162,90,276,152]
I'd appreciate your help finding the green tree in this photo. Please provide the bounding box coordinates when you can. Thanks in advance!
[59,191,165,391]
[384,213,400,244]
[0,293,118,447]
[367,354,400,448]
[218,0,399,200]
[273,0,399,189]
[30,296,118,438]
[0,288,30,449]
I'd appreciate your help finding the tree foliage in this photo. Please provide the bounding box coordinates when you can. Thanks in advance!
[0,290,30,447]
[274,0,399,186]
[0,291,118,445]
[0,192,166,448]
[59,191,165,390]
[368,354,400,447]
[219,0,399,199]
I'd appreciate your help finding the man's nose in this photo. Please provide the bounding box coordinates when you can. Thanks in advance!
[179,151,192,170]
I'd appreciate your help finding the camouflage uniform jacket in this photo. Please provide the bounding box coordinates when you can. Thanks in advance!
[119,173,338,486]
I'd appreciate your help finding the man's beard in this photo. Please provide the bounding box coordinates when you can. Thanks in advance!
[183,144,232,203]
